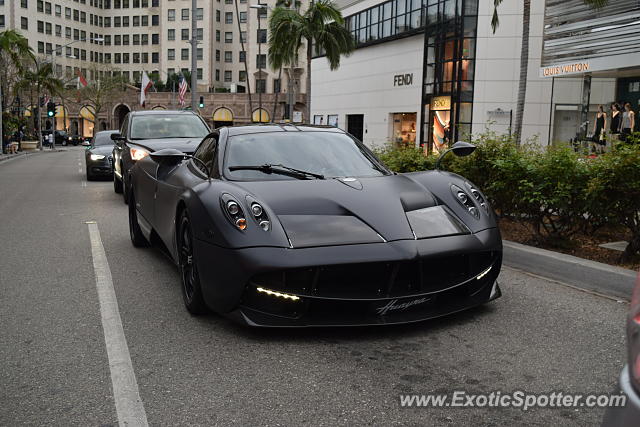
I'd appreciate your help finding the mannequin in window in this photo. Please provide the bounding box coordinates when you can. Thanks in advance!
[592,105,606,153]
[610,103,622,143]
[621,102,636,142]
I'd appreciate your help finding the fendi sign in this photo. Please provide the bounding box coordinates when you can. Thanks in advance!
[394,73,414,86]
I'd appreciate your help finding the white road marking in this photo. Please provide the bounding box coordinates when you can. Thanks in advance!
[79,168,83,173]
[87,222,149,427]
[81,180,87,188]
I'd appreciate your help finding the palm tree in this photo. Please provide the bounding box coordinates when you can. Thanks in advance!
[491,0,608,145]
[268,0,355,123]
[0,30,34,149]
[16,61,64,150]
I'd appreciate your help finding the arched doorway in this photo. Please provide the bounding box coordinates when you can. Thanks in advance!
[114,104,130,130]
[79,105,96,138]
[213,107,234,128]
[252,108,270,123]
[100,121,108,131]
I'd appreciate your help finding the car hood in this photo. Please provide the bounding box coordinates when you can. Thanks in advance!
[130,138,201,154]
[88,145,114,156]
[234,174,440,245]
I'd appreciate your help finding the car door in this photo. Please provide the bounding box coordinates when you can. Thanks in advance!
[113,115,129,180]
[154,134,218,249]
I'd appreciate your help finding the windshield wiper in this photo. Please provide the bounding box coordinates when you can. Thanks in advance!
[228,164,325,180]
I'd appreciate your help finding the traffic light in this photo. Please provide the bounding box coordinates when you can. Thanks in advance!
[198,96,204,108]
[47,101,56,118]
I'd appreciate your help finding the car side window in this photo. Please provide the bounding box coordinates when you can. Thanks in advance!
[120,116,129,138]
[194,135,218,177]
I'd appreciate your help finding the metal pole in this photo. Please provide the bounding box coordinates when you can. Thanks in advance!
[190,0,198,110]
[0,84,4,152]
[258,9,262,122]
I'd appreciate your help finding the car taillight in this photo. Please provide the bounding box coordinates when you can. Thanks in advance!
[628,271,640,393]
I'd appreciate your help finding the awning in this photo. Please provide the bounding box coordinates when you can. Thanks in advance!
[252,108,270,123]
[55,105,68,118]
[80,105,96,122]
[213,107,233,122]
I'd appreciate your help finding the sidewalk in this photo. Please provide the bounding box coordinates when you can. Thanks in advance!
[0,150,47,164]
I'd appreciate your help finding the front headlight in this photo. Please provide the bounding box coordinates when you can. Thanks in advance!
[90,154,106,161]
[130,147,149,161]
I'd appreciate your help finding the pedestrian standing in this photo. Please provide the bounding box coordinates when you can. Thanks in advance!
[47,132,54,150]
[610,103,622,145]
[621,102,635,142]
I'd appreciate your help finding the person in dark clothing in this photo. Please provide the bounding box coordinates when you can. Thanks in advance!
[610,103,622,145]
[592,105,607,153]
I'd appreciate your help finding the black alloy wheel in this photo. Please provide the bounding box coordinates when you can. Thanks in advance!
[178,211,208,315]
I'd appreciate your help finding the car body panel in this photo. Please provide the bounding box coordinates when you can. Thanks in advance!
[129,124,503,326]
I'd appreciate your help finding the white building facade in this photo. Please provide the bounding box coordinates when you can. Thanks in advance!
[311,0,640,150]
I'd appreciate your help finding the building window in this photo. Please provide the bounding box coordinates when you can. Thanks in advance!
[257,29,267,43]
[216,10,220,22]
[168,29,175,40]
[114,35,121,45]
[152,15,159,25]
[65,7,71,19]
[37,0,43,12]
[216,30,220,42]
[104,35,111,45]
[168,49,175,60]
[38,41,44,53]
[224,51,232,63]
[240,31,246,43]
[197,48,203,60]
[258,7,267,19]
[224,32,232,43]
[133,16,140,26]
[181,48,189,60]
[65,27,71,38]
[122,16,129,26]
[239,11,247,23]
[239,70,246,82]
[256,54,266,69]
[196,28,203,41]
[152,52,159,63]
[142,15,148,26]
[196,8,203,20]
[181,29,189,40]
[215,50,220,61]
[114,16,121,26]
[21,0,28,8]
[21,17,28,30]
[181,8,189,20]
[225,12,233,24]
[114,53,121,63]
[133,34,140,45]
[197,68,203,80]
[122,35,129,45]
[55,24,61,36]
[141,34,148,45]
[45,2,51,14]
[273,78,281,93]
[55,4,61,16]
[123,53,129,63]
[239,51,245,62]
[168,9,175,21]
[104,17,111,27]
[224,70,232,82]
[133,52,140,63]
[152,33,159,44]
[37,21,44,33]
[215,69,220,81]
[255,79,266,93]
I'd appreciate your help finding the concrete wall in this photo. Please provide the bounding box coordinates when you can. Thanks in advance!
[311,34,423,148]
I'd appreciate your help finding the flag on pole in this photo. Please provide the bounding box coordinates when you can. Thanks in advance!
[178,74,188,107]
[76,69,88,87]
[140,71,154,107]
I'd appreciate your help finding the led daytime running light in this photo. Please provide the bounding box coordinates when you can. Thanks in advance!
[256,287,300,301]
[476,265,492,280]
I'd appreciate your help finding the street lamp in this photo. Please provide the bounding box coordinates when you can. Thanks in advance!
[250,3,268,123]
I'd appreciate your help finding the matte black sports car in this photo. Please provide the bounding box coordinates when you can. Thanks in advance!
[85,130,118,180]
[128,125,502,326]
[111,110,210,204]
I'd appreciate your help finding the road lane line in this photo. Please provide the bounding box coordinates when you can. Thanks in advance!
[87,222,149,427]
[81,180,87,188]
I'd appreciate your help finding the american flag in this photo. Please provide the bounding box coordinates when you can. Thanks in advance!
[178,74,188,107]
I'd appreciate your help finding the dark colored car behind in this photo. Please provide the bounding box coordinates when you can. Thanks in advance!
[85,130,118,180]
[111,110,210,203]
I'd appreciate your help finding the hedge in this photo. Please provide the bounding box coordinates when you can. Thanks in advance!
[374,132,640,260]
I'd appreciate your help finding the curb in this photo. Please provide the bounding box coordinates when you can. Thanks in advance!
[0,152,29,164]
[502,240,637,300]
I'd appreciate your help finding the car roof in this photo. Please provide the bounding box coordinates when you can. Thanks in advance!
[95,130,118,135]
[128,110,198,116]
[226,124,345,137]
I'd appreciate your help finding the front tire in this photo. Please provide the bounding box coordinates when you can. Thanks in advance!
[178,210,208,315]
[128,193,150,248]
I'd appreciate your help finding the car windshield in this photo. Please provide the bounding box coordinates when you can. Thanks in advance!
[225,131,389,181]
[130,114,209,140]
[94,132,115,146]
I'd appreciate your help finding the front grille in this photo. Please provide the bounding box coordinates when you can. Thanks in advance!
[249,251,499,300]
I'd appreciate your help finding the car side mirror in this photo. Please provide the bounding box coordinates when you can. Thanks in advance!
[435,141,477,170]
[150,148,211,176]
[110,133,125,141]
[82,140,91,146]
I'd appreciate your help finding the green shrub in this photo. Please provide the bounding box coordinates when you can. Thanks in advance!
[373,144,437,172]
[587,143,640,261]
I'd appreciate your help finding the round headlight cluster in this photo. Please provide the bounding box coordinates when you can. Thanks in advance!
[247,199,270,232]
[469,187,489,213]
[451,185,480,220]
[221,195,271,232]
[227,201,240,215]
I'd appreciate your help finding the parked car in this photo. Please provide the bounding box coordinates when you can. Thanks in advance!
[127,124,502,325]
[85,130,118,181]
[602,271,640,426]
[67,134,85,146]
[111,110,210,203]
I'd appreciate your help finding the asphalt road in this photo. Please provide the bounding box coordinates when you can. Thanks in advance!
[0,148,630,426]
